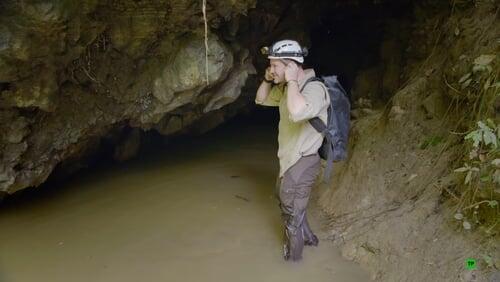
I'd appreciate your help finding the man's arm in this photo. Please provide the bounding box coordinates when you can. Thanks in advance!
[286,80,307,116]
[255,67,280,107]
[284,62,328,122]
[283,62,308,118]
[288,82,328,122]
[255,80,273,104]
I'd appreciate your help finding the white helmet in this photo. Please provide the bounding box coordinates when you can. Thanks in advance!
[261,39,308,64]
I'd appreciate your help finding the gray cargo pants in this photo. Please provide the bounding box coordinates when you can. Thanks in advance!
[275,153,321,261]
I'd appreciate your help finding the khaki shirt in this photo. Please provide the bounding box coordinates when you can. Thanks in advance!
[255,69,330,177]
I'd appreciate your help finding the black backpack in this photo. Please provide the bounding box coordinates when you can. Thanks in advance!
[300,75,351,183]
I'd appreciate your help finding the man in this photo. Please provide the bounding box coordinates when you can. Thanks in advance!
[255,39,330,261]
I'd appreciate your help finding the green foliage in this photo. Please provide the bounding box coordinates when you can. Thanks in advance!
[453,119,499,233]
[451,53,499,234]
[482,254,494,269]
[457,54,498,103]
[464,120,498,149]
[420,136,444,149]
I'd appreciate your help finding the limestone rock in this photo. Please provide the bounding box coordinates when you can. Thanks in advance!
[1,67,58,111]
[152,34,234,105]
[155,115,183,136]
[203,51,256,113]
[0,0,255,194]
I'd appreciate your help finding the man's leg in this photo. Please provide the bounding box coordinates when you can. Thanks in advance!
[303,214,319,246]
[279,153,321,261]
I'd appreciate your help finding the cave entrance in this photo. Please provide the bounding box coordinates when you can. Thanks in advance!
[247,0,414,105]
[307,1,414,93]
[0,1,418,280]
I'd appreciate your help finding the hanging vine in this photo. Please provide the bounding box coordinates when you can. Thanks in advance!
[202,0,209,86]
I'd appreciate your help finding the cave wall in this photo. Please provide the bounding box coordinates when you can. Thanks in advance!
[0,0,257,194]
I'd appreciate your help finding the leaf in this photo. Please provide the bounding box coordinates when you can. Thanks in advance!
[464,132,473,140]
[478,121,488,130]
[484,78,491,91]
[459,73,471,83]
[454,213,464,220]
[473,65,484,73]
[473,54,496,66]
[491,159,500,166]
[465,130,482,147]
[461,78,472,89]
[480,175,490,182]
[454,27,460,36]
[465,171,473,184]
[494,169,500,184]
[491,133,498,148]
[488,200,498,207]
[482,255,494,268]
[483,132,492,145]
[463,221,472,230]
[454,167,469,173]
[483,130,498,148]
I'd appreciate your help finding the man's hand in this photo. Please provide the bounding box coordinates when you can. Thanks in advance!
[284,61,299,82]
[265,67,274,81]
[256,67,275,105]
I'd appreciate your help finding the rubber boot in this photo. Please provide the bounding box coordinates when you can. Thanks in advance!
[284,223,304,261]
[302,216,319,246]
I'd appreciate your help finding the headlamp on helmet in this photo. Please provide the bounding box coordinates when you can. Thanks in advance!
[261,40,308,64]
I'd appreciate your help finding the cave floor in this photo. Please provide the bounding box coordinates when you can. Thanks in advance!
[0,113,369,282]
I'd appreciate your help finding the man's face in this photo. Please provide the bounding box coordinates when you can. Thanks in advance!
[269,59,287,83]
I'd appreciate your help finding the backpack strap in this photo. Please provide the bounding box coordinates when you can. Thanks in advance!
[308,117,326,134]
[322,138,334,183]
[301,76,335,183]
[300,77,328,134]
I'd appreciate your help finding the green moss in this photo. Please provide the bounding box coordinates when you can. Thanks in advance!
[419,136,444,149]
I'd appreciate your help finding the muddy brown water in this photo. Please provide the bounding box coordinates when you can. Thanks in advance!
[0,112,369,282]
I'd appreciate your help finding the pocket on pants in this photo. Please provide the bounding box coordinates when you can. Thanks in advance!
[288,154,321,185]
[280,155,320,204]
